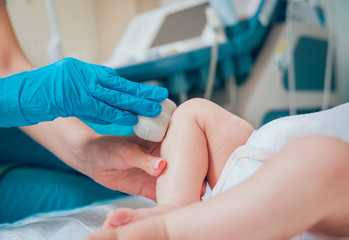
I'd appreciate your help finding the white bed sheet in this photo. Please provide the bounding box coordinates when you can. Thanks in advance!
[0,196,155,240]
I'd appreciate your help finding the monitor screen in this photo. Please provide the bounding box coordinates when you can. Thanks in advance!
[151,3,209,48]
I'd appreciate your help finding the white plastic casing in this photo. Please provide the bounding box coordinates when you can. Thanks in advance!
[133,99,177,142]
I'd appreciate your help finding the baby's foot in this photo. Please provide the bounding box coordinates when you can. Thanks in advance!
[90,214,167,240]
[103,203,178,228]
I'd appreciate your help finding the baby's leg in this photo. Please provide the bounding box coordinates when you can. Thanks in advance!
[157,98,253,202]
[161,135,349,239]
[104,98,254,227]
[90,135,349,239]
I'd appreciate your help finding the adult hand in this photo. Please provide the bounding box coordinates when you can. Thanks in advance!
[0,57,168,127]
[73,134,166,201]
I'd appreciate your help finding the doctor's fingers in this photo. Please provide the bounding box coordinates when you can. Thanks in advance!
[78,115,111,125]
[97,65,120,77]
[81,100,138,126]
[92,86,163,117]
[98,75,168,102]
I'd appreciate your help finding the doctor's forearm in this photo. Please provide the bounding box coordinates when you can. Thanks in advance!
[20,118,99,170]
[1,2,93,167]
[0,1,32,76]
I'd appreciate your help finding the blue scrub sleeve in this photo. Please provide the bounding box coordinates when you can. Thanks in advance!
[0,167,127,223]
[0,127,74,171]
[0,125,134,169]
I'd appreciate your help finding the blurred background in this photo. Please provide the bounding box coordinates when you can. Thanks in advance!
[7,0,162,66]
[7,0,349,127]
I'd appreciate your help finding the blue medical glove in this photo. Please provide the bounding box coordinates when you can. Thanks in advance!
[0,58,168,127]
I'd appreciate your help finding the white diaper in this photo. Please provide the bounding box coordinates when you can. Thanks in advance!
[211,143,274,196]
[213,103,349,196]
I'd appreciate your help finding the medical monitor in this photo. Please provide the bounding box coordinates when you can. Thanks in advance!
[106,0,263,68]
[150,3,208,48]
[106,0,220,68]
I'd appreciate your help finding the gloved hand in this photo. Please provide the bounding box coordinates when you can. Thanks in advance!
[0,58,168,127]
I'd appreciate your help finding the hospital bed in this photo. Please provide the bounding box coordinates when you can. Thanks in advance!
[235,21,340,127]
[235,0,340,127]
[106,0,281,108]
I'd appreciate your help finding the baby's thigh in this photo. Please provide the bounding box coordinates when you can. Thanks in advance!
[283,136,349,237]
